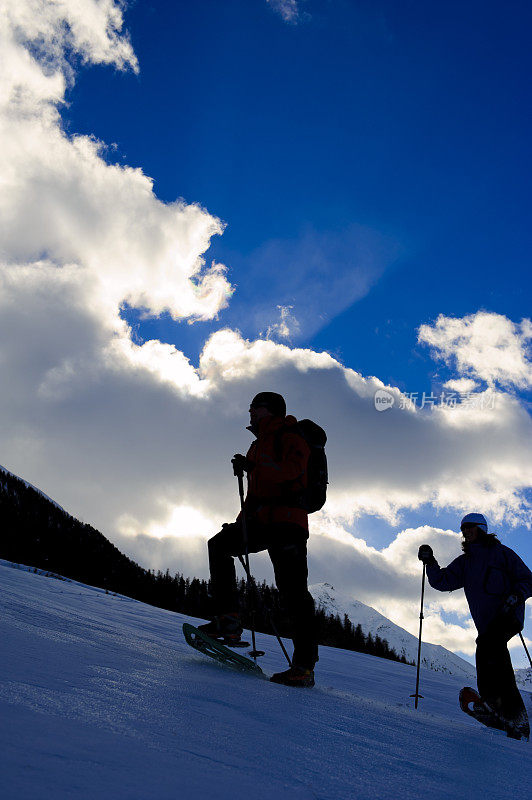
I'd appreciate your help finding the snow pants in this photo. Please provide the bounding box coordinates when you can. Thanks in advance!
[476,619,526,722]
[207,520,319,669]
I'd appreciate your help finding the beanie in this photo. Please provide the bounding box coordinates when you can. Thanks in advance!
[460,512,488,533]
[250,392,286,418]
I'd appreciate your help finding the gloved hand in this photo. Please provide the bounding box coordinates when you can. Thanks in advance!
[502,593,523,614]
[418,544,435,565]
[231,454,252,477]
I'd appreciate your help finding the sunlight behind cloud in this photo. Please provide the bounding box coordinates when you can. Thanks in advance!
[120,505,216,541]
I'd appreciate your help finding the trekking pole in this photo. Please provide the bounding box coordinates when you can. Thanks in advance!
[236,472,263,661]
[519,631,532,670]
[410,563,426,709]
[237,554,292,666]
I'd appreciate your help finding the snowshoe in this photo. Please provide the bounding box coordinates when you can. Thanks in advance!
[183,623,263,676]
[459,687,529,740]
[197,613,248,647]
[459,687,506,732]
[270,665,315,688]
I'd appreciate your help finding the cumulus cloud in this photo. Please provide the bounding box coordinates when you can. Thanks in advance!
[0,0,232,544]
[0,0,232,334]
[1,0,531,663]
[5,0,138,68]
[419,312,532,390]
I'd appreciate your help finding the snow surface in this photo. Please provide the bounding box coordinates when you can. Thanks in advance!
[310,582,476,679]
[1,561,531,800]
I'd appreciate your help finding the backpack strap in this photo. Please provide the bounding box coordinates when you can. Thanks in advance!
[273,423,305,464]
[262,424,307,509]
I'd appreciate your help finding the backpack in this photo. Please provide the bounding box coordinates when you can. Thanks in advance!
[275,419,328,513]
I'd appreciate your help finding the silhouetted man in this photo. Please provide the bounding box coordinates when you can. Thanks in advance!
[199,392,318,687]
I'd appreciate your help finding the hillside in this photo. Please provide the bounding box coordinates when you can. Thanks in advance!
[0,465,149,593]
[1,559,531,800]
[0,465,408,666]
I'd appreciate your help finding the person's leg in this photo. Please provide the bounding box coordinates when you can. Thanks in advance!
[499,630,527,722]
[269,527,318,671]
[207,523,243,614]
[476,626,526,721]
[207,520,270,613]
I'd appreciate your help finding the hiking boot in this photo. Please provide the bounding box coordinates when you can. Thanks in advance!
[270,665,315,688]
[198,613,243,643]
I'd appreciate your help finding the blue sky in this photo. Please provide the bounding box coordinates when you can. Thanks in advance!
[65,0,531,392]
[63,0,531,543]
[2,0,531,662]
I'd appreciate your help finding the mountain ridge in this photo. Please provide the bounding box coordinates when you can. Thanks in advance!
[310,582,476,679]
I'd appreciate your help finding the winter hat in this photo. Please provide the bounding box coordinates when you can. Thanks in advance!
[250,392,286,417]
[460,512,488,533]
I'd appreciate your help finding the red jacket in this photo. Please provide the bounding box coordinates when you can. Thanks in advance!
[242,415,310,532]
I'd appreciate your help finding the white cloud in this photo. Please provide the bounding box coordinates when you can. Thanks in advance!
[266,1,302,24]
[443,377,479,393]
[265,305,300,341]
[3,0,138,71]
[419,312,532,390]
[0,0,233,338]
[1,0,531,662]
[0,0,138,124]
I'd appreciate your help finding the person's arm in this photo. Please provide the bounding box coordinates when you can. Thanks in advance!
[506,549,532,601]
[418,545,465,591]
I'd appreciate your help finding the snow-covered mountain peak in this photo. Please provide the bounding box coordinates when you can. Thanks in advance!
[309,581,476,679]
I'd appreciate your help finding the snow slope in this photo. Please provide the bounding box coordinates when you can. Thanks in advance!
[1,561,530,800]
[310,582,476,679]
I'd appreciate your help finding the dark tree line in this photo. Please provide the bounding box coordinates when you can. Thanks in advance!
[0,468,411,665]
